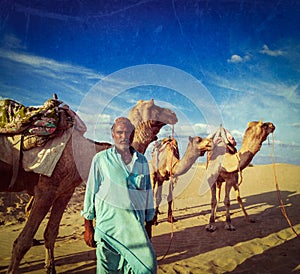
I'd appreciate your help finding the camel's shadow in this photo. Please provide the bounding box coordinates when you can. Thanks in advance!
[152,190,300,267]
[0,250,96,274]
[1,190,298,273]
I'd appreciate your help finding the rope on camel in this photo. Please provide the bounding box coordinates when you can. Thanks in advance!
[270,133,299,238]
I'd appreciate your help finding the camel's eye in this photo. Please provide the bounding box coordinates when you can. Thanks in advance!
[196,137,202,143]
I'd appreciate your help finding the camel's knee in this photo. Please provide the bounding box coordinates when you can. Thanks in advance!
[224,197,230,207]
[211,198,217,208]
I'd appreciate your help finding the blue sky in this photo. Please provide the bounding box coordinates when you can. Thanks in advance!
[0,0,299,165]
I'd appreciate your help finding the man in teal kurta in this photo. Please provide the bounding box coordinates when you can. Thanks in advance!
[81,117,157,273]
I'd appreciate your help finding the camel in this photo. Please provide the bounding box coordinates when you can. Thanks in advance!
[151,136,213,225]
[0,98,177,274]
[205,120,275,232]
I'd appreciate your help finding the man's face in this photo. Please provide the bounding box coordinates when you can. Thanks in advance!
[112,122,134,151]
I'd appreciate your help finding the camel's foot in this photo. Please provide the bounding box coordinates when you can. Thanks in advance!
[152,208,161,226]
[225,223,236,231]
[249,218,255,223]
[205,224,217,232]
[168,214,177,223]
[45,267,56,274]
[45,263,56,274]
[152,216,159,226]
[32,238,42,246]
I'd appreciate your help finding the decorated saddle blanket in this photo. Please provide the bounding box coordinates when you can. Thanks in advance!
[0,98,86,136]
[0,97,87,179]
[0,98,60,135]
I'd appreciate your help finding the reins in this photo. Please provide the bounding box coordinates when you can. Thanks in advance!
[158,125,175,262]
[270,133,299,237]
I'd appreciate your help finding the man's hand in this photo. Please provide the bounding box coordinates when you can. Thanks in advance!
[145,221,152,240]
[84,219,96,248]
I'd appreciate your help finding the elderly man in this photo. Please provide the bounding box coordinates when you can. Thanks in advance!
[81,117,157,273]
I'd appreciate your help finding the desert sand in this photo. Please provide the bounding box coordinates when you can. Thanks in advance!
[0,163,299,273]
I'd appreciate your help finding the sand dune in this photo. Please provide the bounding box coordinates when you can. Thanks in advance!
[0,163,299,273]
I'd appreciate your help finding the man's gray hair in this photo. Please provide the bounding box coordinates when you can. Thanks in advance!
[111,117,135,132]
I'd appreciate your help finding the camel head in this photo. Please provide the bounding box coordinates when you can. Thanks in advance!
[128,99,178,130]
[129,99,178,154]
[188,136,213,156]
[243,120,275,146]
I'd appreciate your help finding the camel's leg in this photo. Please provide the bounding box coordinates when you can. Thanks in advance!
[224,181,235,231]
[151,172,160,225]
[217,184,221,204]
[43,190,75,274]
[206,183,217,232]
[153,179,163,225]
[233,184,254,223]
[167,179,177,223]
[7,180,55,273]
[24,196,42,246]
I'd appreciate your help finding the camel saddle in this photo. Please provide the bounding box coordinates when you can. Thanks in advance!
[0,97,86,150]
[209,125,237,154]
[0,96,86,188]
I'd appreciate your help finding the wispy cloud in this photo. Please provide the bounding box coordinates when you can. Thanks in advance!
[0,48,107,108]
[259,44,285,57]
[0,48,102,80]
[1,34,26,50]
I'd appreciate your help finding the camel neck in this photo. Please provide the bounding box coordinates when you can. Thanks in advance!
[173,142,198,177]
[132,120,162,154]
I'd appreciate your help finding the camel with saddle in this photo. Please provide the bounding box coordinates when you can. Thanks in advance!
[204,121,275,232]
[150,135,212,225]
[0,96,177,274]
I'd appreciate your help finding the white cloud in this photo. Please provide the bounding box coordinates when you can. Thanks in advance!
[227,54,250,63]
[259,44,285,57]
[292,123,300,128]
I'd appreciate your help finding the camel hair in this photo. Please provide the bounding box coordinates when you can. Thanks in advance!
[0,98,177,274]
[205,120,275,232]
[151,135,213,225]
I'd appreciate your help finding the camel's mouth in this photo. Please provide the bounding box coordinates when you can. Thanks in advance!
[199,142,213,156]
[269,123,275,133]
[264,122,275,133]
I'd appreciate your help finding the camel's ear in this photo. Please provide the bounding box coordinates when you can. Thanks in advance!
[149,99,154,105]
[258,119,263,126]
[189,136,193,142]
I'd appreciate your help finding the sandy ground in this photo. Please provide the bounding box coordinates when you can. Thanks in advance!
[0,163,300,273]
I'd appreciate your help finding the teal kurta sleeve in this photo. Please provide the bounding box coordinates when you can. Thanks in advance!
[81,153,102,220]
